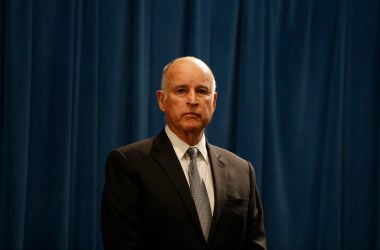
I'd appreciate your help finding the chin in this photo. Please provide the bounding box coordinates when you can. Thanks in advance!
[182,125,204,133]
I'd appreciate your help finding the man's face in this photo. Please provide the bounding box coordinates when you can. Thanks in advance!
[157,58,217,140]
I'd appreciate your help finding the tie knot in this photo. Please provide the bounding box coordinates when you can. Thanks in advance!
[187,147,198,160]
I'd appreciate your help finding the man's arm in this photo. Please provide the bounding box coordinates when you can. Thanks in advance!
[101,149,142,249]
[243,163,267,250]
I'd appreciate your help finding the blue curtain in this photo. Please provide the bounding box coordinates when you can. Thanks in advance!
[1,0,379,249]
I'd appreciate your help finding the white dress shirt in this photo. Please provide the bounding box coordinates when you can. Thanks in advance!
[165,125,215,214]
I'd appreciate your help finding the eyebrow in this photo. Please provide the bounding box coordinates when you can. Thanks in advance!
[173,83,187,88]
[173,83,211,89]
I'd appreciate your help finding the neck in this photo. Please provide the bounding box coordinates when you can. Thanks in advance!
[167,125,204,146]
[180,132,203,146]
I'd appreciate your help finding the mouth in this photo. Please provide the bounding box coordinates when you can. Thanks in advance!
[184,112,200,118]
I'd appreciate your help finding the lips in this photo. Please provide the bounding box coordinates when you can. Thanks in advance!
[184,112,200,118]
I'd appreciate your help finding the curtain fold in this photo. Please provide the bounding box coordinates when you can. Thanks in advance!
[1,0,379,249]
[1,1,34,249]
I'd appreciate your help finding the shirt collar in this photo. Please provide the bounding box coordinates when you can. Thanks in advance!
[165,125,209,164]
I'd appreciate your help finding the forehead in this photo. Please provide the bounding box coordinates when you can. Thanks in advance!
[166,59,214,86]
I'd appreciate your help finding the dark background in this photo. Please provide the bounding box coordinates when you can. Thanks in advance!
[1,0,379,249]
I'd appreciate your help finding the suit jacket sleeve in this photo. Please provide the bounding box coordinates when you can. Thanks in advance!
[243,162,266,250]
[101,149,142,249]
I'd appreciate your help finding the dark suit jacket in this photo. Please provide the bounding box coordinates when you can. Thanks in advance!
[101,129,266,250]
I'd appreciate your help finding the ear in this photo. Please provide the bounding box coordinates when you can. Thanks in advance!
[156,90,165,112]
[212,92,218,110]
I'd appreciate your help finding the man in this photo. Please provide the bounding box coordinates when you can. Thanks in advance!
[101,56,266,249]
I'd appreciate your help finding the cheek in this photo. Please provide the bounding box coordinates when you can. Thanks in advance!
[166,102,184,118]
[165,98,182,110]
[206,101,215,112]
[170,101,184,112]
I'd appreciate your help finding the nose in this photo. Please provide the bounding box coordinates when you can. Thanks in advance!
[186,90,198,105]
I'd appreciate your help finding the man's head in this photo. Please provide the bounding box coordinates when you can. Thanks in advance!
[157,56,218,144]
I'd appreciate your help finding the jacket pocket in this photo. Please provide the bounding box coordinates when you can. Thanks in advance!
[226,198,248,206]
[225,198,249,215]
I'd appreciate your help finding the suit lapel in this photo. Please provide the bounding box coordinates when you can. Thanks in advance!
[207,143,227,241]
[152,130,204,235]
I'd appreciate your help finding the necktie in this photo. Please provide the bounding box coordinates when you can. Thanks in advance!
[187,147,212,240]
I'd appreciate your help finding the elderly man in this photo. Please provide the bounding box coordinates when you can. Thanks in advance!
[101,56,266,249]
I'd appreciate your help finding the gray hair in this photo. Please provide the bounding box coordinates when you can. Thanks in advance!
[160,56,217,97]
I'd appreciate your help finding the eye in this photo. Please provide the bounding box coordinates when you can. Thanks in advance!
[176,88,186,95]
[197,88,209,95]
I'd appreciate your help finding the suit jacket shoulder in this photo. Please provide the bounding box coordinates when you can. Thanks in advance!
[207,143,256,180]
[208,144,250,164]
[113,136,154,157]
